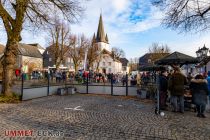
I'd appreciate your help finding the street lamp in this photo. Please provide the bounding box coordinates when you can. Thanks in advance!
[196,48,202,58]
[196,44,209,73]
[200,45,209,56]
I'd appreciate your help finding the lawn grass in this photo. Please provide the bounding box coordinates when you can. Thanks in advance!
[0,93,21,103]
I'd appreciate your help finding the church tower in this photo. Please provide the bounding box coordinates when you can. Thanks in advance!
[93,14,110,51]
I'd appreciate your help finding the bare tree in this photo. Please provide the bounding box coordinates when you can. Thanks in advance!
[149,43,170,53]
[153,0,210,32]
[47,20,70,69]
[87,41,102,70]
[0,0,84,96]
[111,47,125,60]
[148,42,171,63]
[129,57,139,71]
[67,34,86,73]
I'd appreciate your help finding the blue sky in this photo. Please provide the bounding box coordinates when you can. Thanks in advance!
[0,0,210,59]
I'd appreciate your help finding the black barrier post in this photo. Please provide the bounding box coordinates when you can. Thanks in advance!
[111,73,113,96]
[86,74,88,94]
[47,73,50,96]
[21,73,24,100]
[126,73,128,96]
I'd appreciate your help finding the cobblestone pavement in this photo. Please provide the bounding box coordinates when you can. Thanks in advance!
[0,94,210,140]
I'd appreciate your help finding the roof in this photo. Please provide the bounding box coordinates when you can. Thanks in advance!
[96,14,109,43]
[101,49,121,63]
[28,43,45,50]
[18,43,42,58]
[105,34,109,42]
[92,33,96,45]
[139,64,167,71]
[120,58,129,66]
[139,53,169,66]
[155,51,198,65]
[44,43,69,57]
[101,49,111,55]
[0,44,5,54]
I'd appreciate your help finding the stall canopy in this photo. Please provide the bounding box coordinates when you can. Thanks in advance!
[155,51,198,65]
[139,64,167,71]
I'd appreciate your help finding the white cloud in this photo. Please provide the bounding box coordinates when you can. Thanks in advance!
[0,0,210,60]
[112,0,130,12]
[169,35,210,57]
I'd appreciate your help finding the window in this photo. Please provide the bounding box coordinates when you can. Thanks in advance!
[109,62,111,66]
[49,58,52,62]
[109,68,111,73]
[68,58,71,63]
[21,48,26,53]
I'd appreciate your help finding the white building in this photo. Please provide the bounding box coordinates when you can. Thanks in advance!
[91,14,123,74]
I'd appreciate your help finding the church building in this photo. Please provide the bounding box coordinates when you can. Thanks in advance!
[91,14,122,74]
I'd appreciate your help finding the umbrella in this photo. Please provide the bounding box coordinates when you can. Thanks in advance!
[155,51,198,65]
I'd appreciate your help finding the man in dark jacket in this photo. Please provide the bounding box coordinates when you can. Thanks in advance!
[159,70,168,110]
[168,67,187,113]
[190,74,208,118]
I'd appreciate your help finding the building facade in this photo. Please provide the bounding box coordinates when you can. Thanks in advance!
[17,43,43,73]
[43,14,125,74]
[91,14,123,74]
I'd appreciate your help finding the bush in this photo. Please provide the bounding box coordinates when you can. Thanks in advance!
[0,93,21,103]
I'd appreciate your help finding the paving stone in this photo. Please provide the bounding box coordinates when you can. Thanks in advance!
[0,94,210,140]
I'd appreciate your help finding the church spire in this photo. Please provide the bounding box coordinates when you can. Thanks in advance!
[105,33,109,43]
[96,14,106,43]
[92,33,96,45]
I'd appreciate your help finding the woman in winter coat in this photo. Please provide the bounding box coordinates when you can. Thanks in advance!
[190,74,208,118]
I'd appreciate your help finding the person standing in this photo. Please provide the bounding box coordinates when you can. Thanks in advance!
[206,71,210,98]
[136,72,141,86]
[159,70,168,110]
[168,67,187,113]
[187,72,193,85]
[190,74,208,118]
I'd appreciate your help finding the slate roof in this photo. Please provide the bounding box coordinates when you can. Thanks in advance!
[28,43,45,50]
[120,58,129,66]
[18,43,42,58]
[155,51,198,65]
[139,53,169,66]
[43,44,70,67]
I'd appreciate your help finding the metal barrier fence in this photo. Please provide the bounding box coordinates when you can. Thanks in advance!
[17,73,138,100]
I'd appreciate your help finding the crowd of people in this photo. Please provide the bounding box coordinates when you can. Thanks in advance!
[15,68,155,87]
[14,67,210,117]
[45,70,143,85]
[159,67,209,118]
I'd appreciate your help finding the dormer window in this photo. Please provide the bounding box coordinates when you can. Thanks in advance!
[21,48,26,53]
[68,58,70,62]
